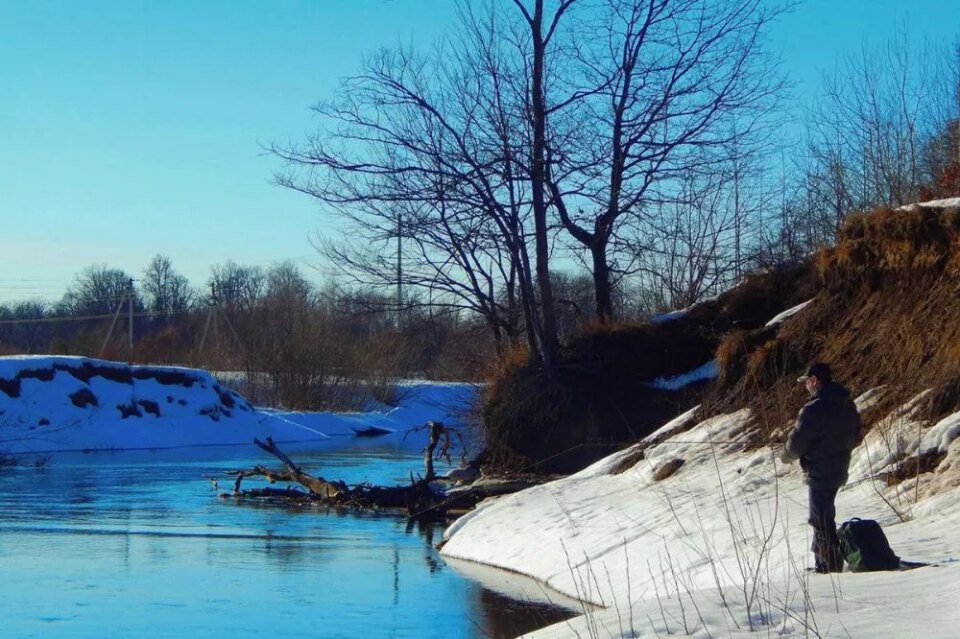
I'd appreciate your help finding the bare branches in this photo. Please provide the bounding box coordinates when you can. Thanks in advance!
[272,0,785,346]
[543,0,785,320]
[271,9,556,360]
[804,28,960,216]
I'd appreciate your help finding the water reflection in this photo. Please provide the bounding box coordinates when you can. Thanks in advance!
[477,589,577,638]
[0,444,574,638]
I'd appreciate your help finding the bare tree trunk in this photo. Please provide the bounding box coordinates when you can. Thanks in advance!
[526,0,561,369]
[591,241,613,321]
[423,421,441,482]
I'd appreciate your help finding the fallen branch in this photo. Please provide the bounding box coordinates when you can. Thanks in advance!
[251,437,347,498]
[217,425,547,520]
[219,431,463,519]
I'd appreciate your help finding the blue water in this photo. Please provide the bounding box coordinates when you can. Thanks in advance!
[0,440,570,638]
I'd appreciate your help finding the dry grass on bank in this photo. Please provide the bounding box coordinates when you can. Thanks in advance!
[482,264,816,474]
[484,202,960,477]
[709,202,960,444]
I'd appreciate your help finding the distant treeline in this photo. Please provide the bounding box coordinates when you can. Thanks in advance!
[0,256,498,409]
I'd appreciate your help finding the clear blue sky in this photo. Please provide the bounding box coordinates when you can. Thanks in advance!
[1,0,959,303]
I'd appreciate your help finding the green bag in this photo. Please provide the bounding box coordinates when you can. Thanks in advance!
[838,518,901,572]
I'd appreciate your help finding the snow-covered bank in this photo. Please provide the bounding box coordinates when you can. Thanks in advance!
[648,361,718,390]
[0,356,474,456]
[441,403,960,638]
[258,380,476,438]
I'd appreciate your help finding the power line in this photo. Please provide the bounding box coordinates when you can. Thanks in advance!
[1,294,130,304]
[0,307,196,326]
[0,286,134,302]
[0,285,69,290]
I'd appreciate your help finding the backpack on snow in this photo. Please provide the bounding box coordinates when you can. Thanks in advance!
[837,518,901,572]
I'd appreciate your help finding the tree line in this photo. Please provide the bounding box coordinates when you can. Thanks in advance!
[0,255,494,409]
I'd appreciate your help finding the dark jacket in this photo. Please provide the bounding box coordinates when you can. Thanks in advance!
[783,381,861,488]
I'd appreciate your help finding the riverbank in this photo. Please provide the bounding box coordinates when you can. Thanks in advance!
[440,402,960,638]
[0,355,475,457]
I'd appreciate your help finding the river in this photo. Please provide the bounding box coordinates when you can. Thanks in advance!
[0,439,574,638]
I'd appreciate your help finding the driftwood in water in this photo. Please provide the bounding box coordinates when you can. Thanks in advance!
[423,421,441,481]
[418,420,464,482]
[218,425,549,519]
[251,437,347,497]
[221,429,474,519]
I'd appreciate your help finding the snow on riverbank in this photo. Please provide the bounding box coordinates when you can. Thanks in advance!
[648,360,718,390]
[0,356,474,456]
[441,403,960,638]
[258,381,476,438]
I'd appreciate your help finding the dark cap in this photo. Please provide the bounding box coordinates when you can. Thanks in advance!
[796,362,832,384]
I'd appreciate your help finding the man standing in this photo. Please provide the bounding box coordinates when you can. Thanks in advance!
[781,363,861,573]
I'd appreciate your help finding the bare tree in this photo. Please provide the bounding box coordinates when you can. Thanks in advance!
[58,264,141,317]
[274,0,782,367]
[207,261,265,312]
[545,0,785,322]
[804,28,960,223]
[265,261,313,304]
[272,10,551,360]
[142,254,194,319]
[921,42,960,198]
[640,169,741,309]
[550,269,595,339]
[0,300,49,353]
[507,0,579,364]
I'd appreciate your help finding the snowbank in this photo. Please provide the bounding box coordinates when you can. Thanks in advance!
[441,401,960,638]
[0,356,474,455]
[764,298,814,327]
[649,309,689,324]
[898,196,960,211]
[648,360,718,390]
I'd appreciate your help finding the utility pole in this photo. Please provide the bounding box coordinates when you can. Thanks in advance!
[198,282,216,362]
[99,292,127,359]
[127,278,135,358]
[731,129,742,282]
[396,208,403,328]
